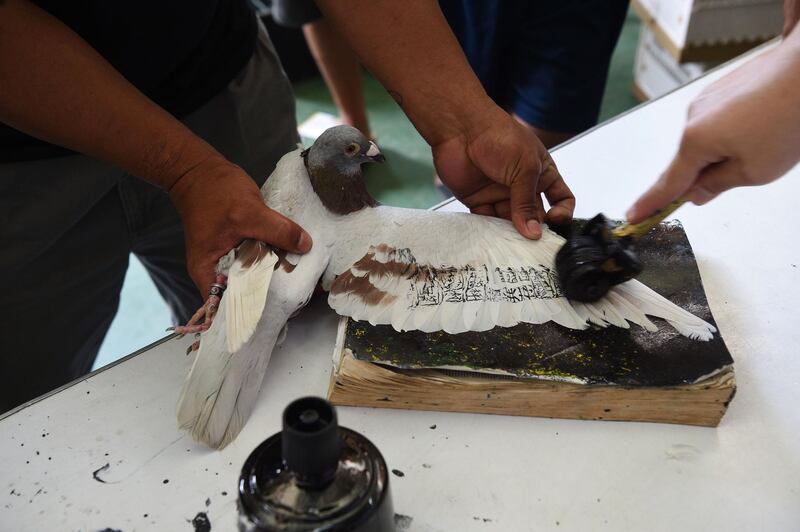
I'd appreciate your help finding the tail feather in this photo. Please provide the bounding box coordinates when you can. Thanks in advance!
[177,295,286,448]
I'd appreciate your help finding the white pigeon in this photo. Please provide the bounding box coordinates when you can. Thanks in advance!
[177,125,716,449]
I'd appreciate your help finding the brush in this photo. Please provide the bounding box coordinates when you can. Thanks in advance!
[555,197,687,302]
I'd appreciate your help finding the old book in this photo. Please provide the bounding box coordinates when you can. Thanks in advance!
[327,221,735,427]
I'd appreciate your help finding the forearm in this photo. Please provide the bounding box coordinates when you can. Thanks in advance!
[315,0,497,145]
[0,0,222,190]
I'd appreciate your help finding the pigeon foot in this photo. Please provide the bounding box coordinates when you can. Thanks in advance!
[170,273,227,350]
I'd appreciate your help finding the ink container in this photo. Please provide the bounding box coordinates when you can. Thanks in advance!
[238,397,394,531]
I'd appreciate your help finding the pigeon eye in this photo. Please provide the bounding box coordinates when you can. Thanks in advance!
[345,143,361,156]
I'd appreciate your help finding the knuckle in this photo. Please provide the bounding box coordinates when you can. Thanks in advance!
[679,126,702,152]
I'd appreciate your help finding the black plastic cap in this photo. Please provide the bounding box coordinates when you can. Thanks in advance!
[281,396,341,488]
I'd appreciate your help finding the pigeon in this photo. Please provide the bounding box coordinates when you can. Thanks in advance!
[176,125,716,449]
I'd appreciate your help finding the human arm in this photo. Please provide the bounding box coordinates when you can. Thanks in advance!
[315,0,575,238]
[785,0,800,36]
[0,0,311,294]
[626,26,800,223]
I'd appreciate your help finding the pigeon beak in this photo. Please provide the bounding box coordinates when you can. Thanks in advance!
[365,141,385,163]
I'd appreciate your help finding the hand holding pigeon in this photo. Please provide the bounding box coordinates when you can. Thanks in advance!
[432,105,575,240]
[168,156,313,297]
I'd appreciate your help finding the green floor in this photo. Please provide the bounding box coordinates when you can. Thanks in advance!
[93,12,641,370]
[293,11,641,209]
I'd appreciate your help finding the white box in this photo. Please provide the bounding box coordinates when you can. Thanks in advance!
[633,25,717,101]
[632,0,782,62]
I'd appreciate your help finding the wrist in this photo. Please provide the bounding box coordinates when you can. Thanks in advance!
[167,154,244,215]
[410,91,503,147]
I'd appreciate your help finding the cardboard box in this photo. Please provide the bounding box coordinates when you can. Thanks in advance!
[632,0,782,62]
[633,25,717,101]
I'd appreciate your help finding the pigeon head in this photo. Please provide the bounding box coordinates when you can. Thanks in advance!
[302,125,385,215]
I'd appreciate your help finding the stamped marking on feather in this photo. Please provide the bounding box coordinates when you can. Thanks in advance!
[335,244,564,308]
[408,264,563,307]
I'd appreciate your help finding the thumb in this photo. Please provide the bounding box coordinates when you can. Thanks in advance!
[627,144,707,223]
[250,205,313,254]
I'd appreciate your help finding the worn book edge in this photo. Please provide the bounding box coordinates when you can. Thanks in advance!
[328,318,736,427]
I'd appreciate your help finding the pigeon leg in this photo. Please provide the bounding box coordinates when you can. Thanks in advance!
[169,273,227,339]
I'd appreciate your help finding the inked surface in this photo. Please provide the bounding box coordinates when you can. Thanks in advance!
[345,221,733,386]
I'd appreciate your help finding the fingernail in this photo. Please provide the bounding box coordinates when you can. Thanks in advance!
[526,219,541,237]
[297,231,312,252]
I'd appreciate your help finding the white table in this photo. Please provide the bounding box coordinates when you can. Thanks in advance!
[2,44,799,532]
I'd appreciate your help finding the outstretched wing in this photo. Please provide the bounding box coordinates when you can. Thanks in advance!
[327,214,715,340]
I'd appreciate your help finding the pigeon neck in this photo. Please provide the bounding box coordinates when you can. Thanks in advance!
[306,163,378,216]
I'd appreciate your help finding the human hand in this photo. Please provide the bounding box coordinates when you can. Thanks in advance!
[626,43,800,223]
[785,0,800,36]
[432,106,575,239]
[168,157,312,295]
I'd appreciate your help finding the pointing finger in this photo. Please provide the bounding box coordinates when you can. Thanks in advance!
[626,138,710,223]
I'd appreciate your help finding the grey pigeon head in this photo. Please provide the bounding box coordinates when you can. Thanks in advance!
[303,125,385,215]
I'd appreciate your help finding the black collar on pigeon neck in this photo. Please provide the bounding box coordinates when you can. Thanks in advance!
[302,150,378,216]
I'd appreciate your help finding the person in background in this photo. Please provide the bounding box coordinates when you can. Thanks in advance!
[276,0,628,192]
[438,1,629,149]
[0,0,574,412]
[270,0,372,137]
[289,0,630,149]
[627,9,800,222]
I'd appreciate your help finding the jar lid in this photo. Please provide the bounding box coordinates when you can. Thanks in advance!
[238,398,390,531]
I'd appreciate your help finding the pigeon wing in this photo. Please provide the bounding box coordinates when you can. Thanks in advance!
[327,213,715,340]
[224,240,278,353]
[177,240,280,448]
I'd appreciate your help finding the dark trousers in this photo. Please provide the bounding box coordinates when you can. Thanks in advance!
[0,23,299,413]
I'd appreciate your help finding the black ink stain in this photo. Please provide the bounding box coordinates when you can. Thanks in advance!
[473,516,493,522]
[391,469,405,477]
[394,513,413,530]
[98,528,122,532]
[429,425,436,430]
[162,479,169,484]
[92,463,110,483]
[221,491,228,497]
[191,511,211,532]
[205,497,211,507]
[422,463,432,469]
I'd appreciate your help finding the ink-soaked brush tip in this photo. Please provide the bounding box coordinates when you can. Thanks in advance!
[555,214,643,302]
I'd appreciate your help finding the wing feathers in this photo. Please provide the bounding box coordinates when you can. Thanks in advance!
[328,220,716,341]
[225,241,278,353]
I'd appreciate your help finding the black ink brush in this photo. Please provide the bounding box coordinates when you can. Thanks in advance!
[555,197,687,302]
